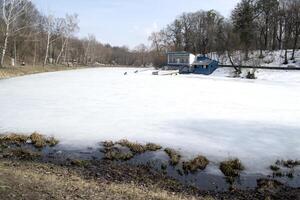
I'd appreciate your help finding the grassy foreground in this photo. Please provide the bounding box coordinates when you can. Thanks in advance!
[0,160,208,200]
[0,65,89,79]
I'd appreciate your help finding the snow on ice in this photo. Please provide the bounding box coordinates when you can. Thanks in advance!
[0,67,300,175]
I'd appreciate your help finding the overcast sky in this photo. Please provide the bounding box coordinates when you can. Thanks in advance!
[33,0,240,49]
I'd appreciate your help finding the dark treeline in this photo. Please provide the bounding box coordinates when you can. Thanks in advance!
[0,0,150,67]
[149,0,300,66]
[0,0,299,68]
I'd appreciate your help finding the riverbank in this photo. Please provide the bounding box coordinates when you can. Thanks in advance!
[0,65,148,80]
[0,65,90,80]
[0,155,298,200]
[0,160,203,200]
[0,133,299,200]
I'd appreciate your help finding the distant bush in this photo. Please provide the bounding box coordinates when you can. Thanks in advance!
[246,71,256,79]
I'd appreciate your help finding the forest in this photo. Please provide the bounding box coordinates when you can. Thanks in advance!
[0,0,299,68]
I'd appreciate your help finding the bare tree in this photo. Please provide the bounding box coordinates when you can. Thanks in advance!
[43,14,54,66]
[289,0,300,61]
[134,44,149,67]
[0,0,30,67]
[43,14,61,66]
[55,14,78,64]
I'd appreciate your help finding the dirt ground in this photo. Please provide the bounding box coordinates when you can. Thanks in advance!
[1,159,299,200]
[0,160,210,200]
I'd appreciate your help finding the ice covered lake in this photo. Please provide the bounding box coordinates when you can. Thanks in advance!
[0,67,300,175]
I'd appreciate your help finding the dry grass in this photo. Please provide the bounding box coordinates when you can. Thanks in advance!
[0,134,28,145]
[270,165,280,172]
[0,65,88,80]
[164,148,181,166]
[0,160,210,200]
[102,140,115,148]
[30,133,47,148]
[118,139,147,154]
[117,139,162,154]
[276,160,300,169]
[0,133,59,149]
[103,147,135,161]
[220,159,244,179]
[145,143,162,151]
[47,136,59,147]
[183,156,209,173]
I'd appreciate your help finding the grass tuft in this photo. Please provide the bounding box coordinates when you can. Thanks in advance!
[102,141,114,148]
[118,140,162,154]
[283,160,300,168]
[164,148,181,166]
[30,133,47,148]
[0,134,28,146]
[183,155,209,173]
[275,159,300,168]
[30,132,59,149]
[0,133,59,149]
[270,165,280,172]
[118,139,147,154]
[104,147,134,161]
[220,159,244,178]
[145,143,162,151]
[47,137,59,147]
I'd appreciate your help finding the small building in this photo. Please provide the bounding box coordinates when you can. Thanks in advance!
[165,52,219,75]
[190,55,219,75]
[166,52,195,70]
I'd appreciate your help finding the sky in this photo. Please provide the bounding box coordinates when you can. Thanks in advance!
[32,0,240,49]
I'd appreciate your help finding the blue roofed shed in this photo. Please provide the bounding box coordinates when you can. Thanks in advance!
[190,55,219,75]
[165,52,219,75]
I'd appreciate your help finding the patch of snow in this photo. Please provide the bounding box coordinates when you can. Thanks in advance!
[210,49,300,68]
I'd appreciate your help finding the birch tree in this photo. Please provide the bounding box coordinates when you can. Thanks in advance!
[43,14,57,66]
[0,0,30,67]
[55,14,78,64]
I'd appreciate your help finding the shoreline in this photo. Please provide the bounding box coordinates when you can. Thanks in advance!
[0,133,299,199]
[0,65,90,80]
[1,154,299,200]
[0,65,149,80]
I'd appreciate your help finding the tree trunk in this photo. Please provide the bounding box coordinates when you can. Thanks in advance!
[1,24,10,67]
[227,51,241,76]
[272,24,277,50]
[264,17,269,50]
[56,38,68,64]
[244,48,249,61]
[43,32,50,66]
[284,49,288,65]
[14,38,17,66]
[64,43,69,65]
[291,30,299,60]
[33,40,37,66]
[278,19,283,49]
[259,29,264,58]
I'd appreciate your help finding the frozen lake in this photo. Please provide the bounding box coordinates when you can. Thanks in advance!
[0,67,300,174]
